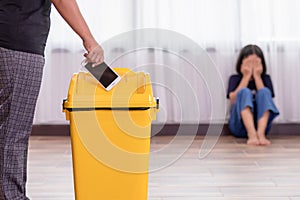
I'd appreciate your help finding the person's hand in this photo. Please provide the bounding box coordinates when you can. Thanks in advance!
[241,57,253,79]
[83,40,104,67]
[252,56,263,78]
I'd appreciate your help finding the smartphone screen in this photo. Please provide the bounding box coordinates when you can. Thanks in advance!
[84,62,121,90]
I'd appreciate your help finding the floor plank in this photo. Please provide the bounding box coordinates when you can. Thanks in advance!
[27,135,300,199]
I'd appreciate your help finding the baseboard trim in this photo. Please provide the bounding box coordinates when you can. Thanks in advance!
[32,125,70,136]
[31,123,300,136]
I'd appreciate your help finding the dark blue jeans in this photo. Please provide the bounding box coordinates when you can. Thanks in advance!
[229,87,279,138]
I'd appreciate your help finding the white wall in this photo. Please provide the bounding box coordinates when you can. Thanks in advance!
[33,0,300,124]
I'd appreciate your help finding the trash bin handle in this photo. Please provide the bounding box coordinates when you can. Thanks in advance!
[62,99,67,111]
[64,107,152,112]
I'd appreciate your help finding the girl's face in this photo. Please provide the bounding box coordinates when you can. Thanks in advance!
[241,54,262,76]
[236,45,266,75]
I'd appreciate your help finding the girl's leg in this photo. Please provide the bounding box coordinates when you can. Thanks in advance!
[257,110,271,145]
[241,107,259,145]
[229,88,259,145]
[256,87,280,146]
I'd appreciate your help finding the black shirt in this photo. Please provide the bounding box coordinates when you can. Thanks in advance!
[227,74,275,99]
[0,0,51,56]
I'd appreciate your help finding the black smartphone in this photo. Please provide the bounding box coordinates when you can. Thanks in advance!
[84,62,121,91]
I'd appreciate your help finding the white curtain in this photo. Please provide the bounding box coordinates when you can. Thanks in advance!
[34,0,300,124]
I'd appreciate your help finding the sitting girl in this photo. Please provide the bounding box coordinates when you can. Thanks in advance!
[227,44,279,145]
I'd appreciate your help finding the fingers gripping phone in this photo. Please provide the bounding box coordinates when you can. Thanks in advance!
[84,62,121,91]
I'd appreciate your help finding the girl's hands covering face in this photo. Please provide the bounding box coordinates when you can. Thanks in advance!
[252,55,263,77]
[241,56,253,78]
[241,54,262,78]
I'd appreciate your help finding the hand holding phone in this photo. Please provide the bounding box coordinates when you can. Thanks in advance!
[83,44,104,67]
[84,62,121,91]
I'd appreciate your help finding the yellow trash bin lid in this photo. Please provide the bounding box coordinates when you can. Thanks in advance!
[63,68,159,120]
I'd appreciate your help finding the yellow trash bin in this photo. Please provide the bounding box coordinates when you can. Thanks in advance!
[63,68,158,200]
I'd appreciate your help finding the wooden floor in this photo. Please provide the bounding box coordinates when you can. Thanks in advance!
[27,135,300,200]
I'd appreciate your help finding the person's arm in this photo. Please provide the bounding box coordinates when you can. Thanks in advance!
[229,57,252,105]
[253,75,264,90]
[229,75,251,105]
[51,0,104,65]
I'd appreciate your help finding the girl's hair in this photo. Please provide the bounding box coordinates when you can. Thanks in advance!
[235,44,267,75]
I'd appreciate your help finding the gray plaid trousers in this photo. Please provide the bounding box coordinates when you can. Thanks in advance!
[0,47,44,200]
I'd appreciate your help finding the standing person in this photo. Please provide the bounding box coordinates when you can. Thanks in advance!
[0,0,103,199]
[227,44,279,146]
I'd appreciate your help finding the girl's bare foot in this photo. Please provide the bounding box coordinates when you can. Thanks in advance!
[258,134,271,146]
[247,137,260,145]
[247,132,260,146]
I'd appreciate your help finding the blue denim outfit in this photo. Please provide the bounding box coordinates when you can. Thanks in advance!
[229,87,279,138]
